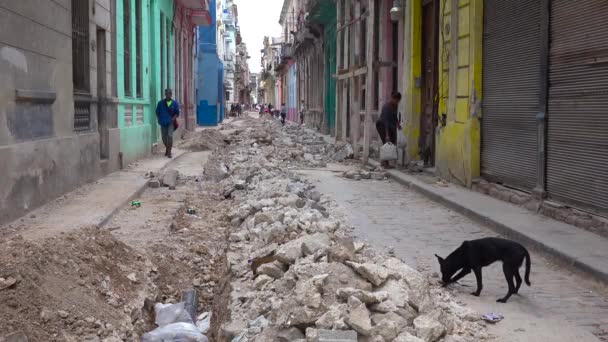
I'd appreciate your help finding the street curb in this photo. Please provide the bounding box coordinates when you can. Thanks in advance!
[369,159,608,285]
[98,151,189,229]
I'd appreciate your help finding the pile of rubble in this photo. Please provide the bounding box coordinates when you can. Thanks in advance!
[213,119,490,342]
[274,125,356,168]
[178,128,229,152]
[341,166,389,181]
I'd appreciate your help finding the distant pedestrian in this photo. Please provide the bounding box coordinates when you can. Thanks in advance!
[376,91,402,167]
[156,88,180,158]
[280,103,287,126]
[300,100,306,125]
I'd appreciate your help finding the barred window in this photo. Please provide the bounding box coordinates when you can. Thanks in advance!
[166,18,171,90]
[124,0,132,97]
[72,0,89,93]
[160,13,165,97]
[135,0,143,98]
[72,0,91,132]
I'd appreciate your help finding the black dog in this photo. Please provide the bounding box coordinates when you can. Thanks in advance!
[435,237,531,303]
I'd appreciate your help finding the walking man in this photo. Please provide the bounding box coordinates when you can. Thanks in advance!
[376,91,402,167]
[156,88,180,158]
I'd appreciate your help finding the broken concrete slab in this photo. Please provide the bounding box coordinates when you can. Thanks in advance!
[301,233,331,256]
[345,261,391,287]
[253,275,273,290]
[394,332,425,342]
[414,313,447,342]
[257,261,284,279]
[315,304,347,329]
[305,328,357,342]
[277,327,305,341]
[336,288,388,304]
[161,169,178,188]
[345,298,372,336]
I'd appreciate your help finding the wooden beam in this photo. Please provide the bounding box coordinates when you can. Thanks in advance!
[363,0,375,162]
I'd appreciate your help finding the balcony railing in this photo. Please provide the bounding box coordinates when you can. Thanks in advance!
[280,43,293,61]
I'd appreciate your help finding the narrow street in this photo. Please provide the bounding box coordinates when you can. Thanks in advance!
[4,0,608,341]
[1,115,606,342]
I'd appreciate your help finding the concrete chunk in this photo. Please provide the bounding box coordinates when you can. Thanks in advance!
[305,328,357,342]
[162,169,178,188]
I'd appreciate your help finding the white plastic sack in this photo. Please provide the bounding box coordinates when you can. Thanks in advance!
[396,128,407,149]
[155,302,194,327]
[380,143,398,161]
[196,312,211,334]
[141,322,208,342]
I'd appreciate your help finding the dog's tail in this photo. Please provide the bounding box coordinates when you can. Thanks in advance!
[524,248,532,286]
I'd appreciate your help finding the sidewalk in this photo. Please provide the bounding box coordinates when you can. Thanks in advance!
[369,159,608,285]
[2,149,186,241]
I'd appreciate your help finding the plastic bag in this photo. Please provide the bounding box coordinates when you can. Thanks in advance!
[396,128,407,149]
[141,322,208,342]
[155,302,194,327]
[380,143,398,161]
[196,312,211,334]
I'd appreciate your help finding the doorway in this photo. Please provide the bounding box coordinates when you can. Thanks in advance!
[97,28,109,160]
[419,0,439,166]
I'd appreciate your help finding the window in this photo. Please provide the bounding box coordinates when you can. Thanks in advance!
[72,0,91,132]
[135,0,143,98]
[339,0,345,69]
[160,13,165,96]
[392,22,399,92]
[72,0,89,93]
[166,18,171,91]
[124,0,132,97]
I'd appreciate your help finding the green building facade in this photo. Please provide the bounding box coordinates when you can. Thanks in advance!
[116,0,174,164]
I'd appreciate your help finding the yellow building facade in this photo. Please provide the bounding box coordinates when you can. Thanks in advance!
[403,0,482,187]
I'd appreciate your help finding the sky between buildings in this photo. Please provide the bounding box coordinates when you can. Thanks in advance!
[233,0,284,73]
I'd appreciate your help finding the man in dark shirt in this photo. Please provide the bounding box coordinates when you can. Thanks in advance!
[377,91,402,144]
[376,91,402,167]
[155,88,180,158]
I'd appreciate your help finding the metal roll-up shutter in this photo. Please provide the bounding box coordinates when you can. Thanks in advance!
[547,0,608,216]
[481,0,542,191]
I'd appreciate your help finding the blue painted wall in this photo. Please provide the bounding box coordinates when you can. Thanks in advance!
[196,0,220,126]
[218,62,224,122]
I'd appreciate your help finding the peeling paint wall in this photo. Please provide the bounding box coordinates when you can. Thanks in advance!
[404,0,482,186]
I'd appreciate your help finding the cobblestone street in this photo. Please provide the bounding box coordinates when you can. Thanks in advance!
[300,167,608,342]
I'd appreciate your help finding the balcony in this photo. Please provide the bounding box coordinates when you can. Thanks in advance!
[280,43,293,62]
[222,13,233,24]
[182,0,211,26]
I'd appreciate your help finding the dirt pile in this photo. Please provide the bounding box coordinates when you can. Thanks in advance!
[178,129,229,152]
[0,228,152,341]
[0,172,230,341]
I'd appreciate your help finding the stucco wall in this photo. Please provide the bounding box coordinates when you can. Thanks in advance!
[0,1,118,225]
[0,133,104,224]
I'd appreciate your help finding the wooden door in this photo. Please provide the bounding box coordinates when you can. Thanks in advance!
[420,0,439,166]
